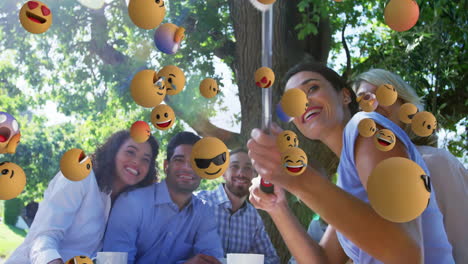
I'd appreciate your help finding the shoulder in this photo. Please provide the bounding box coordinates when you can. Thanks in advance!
[45,170,97,196]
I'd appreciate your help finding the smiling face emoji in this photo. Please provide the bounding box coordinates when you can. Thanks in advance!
[373,129,396,152]
[376,84,398,106]
[398,103,418,124]
[130,69,166,108]
[357,93,379,112]
[280,88,308,118]
[66,256,93,264]
[411,111,437,137]
[367,157,431,223]
[128,0,166,30]
[276,130,299,153]
[151,104,175,130]
[154,23,185,55]
[191,137,229,179]
[19,1,52,34]
[358,118,377,138]
[60,148,93,181]
[0,112,20,153]
[130,121,151,143]
[157,65,185,95]
[200,78,219,99]
[281,147,307,176]
[255,67,275,88]
[0,161,26,200]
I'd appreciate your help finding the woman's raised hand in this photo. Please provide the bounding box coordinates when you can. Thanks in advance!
[249,177,287,215]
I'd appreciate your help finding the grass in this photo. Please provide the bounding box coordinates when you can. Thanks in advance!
[0,208,27,260]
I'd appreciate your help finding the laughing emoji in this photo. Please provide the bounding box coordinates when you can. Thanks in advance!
[373,129,396,152]
[398,103,418,124]
[19,1,52,34]
[60,148,93,181]
[0,161,26,200]
[281,147,307,176]
[151,104,175,130]
[191,137,230,179]
[255,67,275,88]
[376,84,398,107]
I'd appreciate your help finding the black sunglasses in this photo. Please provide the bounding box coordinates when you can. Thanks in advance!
[194,152,226,169]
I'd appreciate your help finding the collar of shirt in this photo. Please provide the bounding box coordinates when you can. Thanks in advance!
[154,180,195,211]
[210,184,248,212]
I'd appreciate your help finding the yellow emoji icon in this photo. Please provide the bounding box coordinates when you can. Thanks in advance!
[281,147,307,176]
[384,0,419,32]
[157,65,186,95]
[398,103,418,124]
[154,23,185,55]
[276,130,299,153]
[376,84,398,106]
[357,93,378,112]
[128,0,166,30]
[411,111,437,137]
[130,121,151,143]
[19,1,52,34]
[151,104,175,130]
[367,157,431,223]
[130,69,166,108]
[0,112,20,154]
[191,137,230,179]
[255,67,275,88]
[257,0,276,4]
[0,133,21,155]
[66,256,93,264]
[199,78,219,99]
[358,118,377,138]
[280,88,308,118]
[60,148,93,181]
[0,162,26,200]
[373,129,396,152]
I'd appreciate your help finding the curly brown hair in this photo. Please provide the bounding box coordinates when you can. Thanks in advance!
[91,130,160,194]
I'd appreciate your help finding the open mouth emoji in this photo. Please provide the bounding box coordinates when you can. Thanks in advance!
[0,127,11,143]
[373,129,396,151]
[151,104,176,130]
[281,147,308,176]
[60,148,93,181]
[156,119,172,128]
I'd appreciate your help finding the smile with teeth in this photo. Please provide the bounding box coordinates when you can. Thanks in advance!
[302,107,322,122]
[234,178,250,185]
[376,134,394,146]
[156,120,172,128]
[285,163,305,173]
[26,12,46,24]
[125,166,139,176]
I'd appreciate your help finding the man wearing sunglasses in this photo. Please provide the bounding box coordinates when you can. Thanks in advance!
[103,132,223,264]
[197,148,279,264]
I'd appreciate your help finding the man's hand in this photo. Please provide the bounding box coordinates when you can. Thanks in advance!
[184,254,221,264]
[47,258,65,264]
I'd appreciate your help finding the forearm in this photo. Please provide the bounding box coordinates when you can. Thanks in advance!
[269,203,328,264]
[30,234,63,264]
[283,167,422,264]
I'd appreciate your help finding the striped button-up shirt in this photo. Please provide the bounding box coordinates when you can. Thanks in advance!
[197,184,279,264]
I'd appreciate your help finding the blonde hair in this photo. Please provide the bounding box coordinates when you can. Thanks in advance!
[352,69,438,147]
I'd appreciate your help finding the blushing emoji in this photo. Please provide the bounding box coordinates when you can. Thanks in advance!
[157,65,186,95]
[130,69,166,108]
[373,129,396,152]
[130,121,151,143]
[128,0,166,30]
[281,147,307,176]
[411,111,437,137]
[255,67,275,88]
[276,130,299,153]
[357,93,378,112]
[200,78,219,99]
[280,88,308,118]
[60,148,93,181]
[398,103,418,124]
[0,112,20,154]
[367,157,431,223]
[154,23,185,54]
[66,256,93,264]
[19,1,52,34]
[375,84,398,106]
[151,104,175,130]
[358,118,377,138]
[190,137,230,179]
[0,161,26,200]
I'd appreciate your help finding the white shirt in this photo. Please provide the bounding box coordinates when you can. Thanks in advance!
[417,145,468,263]
[6,170,112,264]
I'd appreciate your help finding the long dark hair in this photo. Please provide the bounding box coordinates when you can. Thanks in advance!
[91,130,160,194]
[283,61,359,115]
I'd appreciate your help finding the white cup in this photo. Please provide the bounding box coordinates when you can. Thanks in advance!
[96,252,128,264]
[227,253,264,264]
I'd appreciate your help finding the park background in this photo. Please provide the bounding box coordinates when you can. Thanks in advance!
[0,0,466,263]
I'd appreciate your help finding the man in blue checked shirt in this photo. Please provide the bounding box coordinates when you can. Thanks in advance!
[103,132,223,264]
[197,148,279,264]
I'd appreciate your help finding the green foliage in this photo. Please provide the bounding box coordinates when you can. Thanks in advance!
[3,198,23,226]
[0,221,27,259]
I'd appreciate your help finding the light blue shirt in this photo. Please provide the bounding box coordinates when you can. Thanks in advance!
[336,111,454,264]
[103,180,224,264]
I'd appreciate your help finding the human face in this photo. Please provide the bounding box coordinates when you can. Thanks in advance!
[356,81,403,127]
[165,144,201,193]
[285,71,349,140]
[114,138,152,188]
[223,152,256,198]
